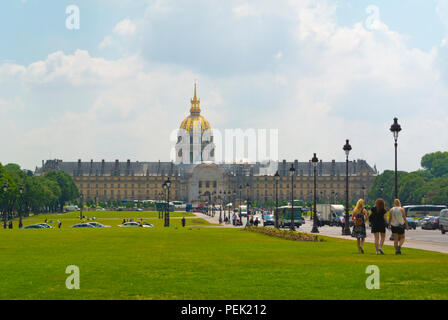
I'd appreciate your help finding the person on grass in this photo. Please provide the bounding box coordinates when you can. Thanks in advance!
[368,198,387,255]
[388,198,408,255]
[352,199,367,254]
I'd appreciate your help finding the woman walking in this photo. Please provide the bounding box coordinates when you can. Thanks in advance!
[352,199,367,253]
[388,199,408,255]
[368,198,387,255]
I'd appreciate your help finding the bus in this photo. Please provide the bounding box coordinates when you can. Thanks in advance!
[278,206,305,228]
[239,205,248,217]
[155,201,174,212]
[403,205,447,218]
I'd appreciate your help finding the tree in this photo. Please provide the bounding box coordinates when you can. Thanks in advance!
[421,152,448,178]
[43,170,79,212]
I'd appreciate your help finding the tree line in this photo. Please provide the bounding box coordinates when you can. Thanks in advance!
[368,151,448,206]
[0,163,79,217]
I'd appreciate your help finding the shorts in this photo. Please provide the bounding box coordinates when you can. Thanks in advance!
[371,225,386,233]
[391,225,405,235]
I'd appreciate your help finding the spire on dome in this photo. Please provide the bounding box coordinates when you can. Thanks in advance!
[190,82,201,115]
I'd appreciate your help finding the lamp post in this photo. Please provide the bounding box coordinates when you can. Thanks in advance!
[19,185,24,229]
[3,182,8,229]
[342,139,352,236]
[238,185,242,222]
[311,153,319,233]
[79,193,84,220]
[246,183,250,226]
[289,164,296,231]
[274,171,280,228]
[390,117,402,200]
[164,178,171,227]
[219,190,222,218]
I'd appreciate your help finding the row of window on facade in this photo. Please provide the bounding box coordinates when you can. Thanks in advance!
[198,181,218,188]
[81,189,178,197]
[79,183,174,189]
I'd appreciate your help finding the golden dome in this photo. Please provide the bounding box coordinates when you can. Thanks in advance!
[179,84,211,133]
[180,115,211,133]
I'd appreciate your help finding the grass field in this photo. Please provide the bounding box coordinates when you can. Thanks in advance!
[8,212,212,229]
[27,210,195,219]
[1,219,447,300]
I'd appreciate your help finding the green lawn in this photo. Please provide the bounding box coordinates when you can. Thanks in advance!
[0,225,447,300]
[26,210,195,220]
[9,214,212,229]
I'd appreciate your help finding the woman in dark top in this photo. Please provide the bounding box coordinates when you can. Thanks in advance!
[368,198,387,255]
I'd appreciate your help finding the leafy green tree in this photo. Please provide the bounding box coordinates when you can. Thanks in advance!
[44,170,79,212]
[421,152,448,178]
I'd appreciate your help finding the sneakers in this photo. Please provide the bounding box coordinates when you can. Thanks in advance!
[396,246,402,255]
[360,247,364,254]
[379,248,384,255]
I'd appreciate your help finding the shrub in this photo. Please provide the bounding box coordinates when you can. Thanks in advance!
[244,227,324,242]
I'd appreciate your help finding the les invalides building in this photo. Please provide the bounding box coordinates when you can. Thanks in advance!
[35,85,377,204]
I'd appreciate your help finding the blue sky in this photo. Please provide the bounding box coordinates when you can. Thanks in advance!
[1,0,447,172]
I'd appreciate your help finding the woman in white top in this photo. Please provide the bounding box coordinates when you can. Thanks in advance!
[388,199,408,255]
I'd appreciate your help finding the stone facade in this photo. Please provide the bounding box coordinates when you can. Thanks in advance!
[35,159,377,204]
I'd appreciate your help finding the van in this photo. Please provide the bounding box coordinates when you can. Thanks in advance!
[239,205,248,217]
[439,209,448,235]
[65,205,80,212]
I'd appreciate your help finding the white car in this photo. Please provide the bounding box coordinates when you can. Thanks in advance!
[87,222,111,228]
[117,222,154,228]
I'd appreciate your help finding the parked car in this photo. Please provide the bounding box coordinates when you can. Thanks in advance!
[87,222,110,228]
[117,222,153,228]
[417,216,430,227]
[406,218,417,230]
[422,216,439,230]
[439,209,448,234]
[22,224,46,229]
[70,223,95,228]
[38,223,54,229]
[141,221,154,227]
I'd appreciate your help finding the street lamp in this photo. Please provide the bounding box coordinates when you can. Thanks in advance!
[219,191,223,223]
[79,193,84,220]
[342,139,352,236]
[3,181,8,229]
[390,117,402,200]
[19,185,24,229]
[238,185,242,221]
[289,164,296,231]
[274,171,280,228]
[246,183,250,226]
[164,178,171,227]
[311,153,319,233]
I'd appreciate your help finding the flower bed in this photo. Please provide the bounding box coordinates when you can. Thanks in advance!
[244,227,324,242]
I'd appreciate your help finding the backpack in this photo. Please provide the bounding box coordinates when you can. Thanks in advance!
[354,213,364,226]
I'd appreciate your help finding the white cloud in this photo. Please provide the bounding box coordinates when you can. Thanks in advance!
[113,18,137,36]
[1,0,448,174]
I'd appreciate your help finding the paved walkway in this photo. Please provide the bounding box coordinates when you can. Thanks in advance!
[192,211,448,254]
[299,222,448,254]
